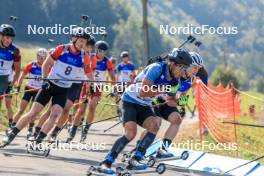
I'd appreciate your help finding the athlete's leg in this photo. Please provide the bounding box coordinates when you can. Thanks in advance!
[35,85,68,143]
[163,112,182,147]
[131,117,161,152]
[100,101,138,169]
[66,101,87,141]
[131,116,160,161]
[156,104,182,158]
[2,102,45,146]
[36,104,63,143]
[82,96,100,136]
[16,102,44,130]
[12,99,29,125]
[50,99,73,138]
[73,102,87,126]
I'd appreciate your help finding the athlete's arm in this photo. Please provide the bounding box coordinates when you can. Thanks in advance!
[116,64,121,82]
[139,79,164,97]
[130,64,136,83]
[12,48,21,86]
[108,70,116,83]
[42,56,55,78]
[130,70,136,83]
[107,60,116,84]
[116,72,120,83]
[139,64,164,97]
[42,45,63,78]
[17,63,32,87]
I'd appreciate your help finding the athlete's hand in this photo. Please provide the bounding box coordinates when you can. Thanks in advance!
[109,92,116,97]
[179,107,186,117]
[41,81,50,90]
[177,95,189,106]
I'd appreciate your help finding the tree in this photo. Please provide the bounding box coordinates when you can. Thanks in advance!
[250,76,264,93]
[210,65,240,88]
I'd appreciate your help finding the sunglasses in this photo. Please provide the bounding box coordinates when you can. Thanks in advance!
[97,49,106,53]
[177,65,188,72]
[37,55,46,59]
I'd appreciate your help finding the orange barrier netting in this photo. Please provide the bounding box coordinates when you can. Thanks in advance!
[195,80,240,144]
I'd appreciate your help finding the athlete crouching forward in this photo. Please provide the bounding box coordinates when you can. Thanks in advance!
[97,48,192,174]
[1,27,93,147]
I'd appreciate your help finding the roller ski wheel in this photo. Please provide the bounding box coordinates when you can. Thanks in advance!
[87,166,96,176]
[123,160,165,175]
[147,156,156,167]
[115,166,125,175]
[43,147,51,157]
[156,163,166,174]
[122,152,132,163]
[120,172,131,176]
[181,150,189,160]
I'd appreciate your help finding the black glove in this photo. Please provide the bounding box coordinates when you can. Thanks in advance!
[16,86,20,93]
[179,107,186,117]
[5,86,13,94]
[157,96,166,103]
[41,81,50,90]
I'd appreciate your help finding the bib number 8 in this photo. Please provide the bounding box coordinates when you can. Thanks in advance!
[64,66,72,75]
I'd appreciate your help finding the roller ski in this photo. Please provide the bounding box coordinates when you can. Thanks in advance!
[146,150,189,167]
[87,164,126,176]
[119,158,166,175]
[25,137,53,157]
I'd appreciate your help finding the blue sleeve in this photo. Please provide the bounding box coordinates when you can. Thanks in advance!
[200,76,208,86]
[117,64,121,72]
[144,63,162,83]
[178,79,191,92]
[131,64,135,71]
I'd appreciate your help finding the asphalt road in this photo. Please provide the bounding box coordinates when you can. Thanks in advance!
[0,120,200,176]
